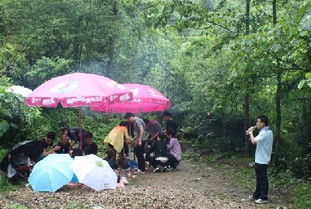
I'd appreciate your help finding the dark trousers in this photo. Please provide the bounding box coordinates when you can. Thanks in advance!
[147,154,179,169]
[108,144,127,169]
[253,163,269,200]
[134,141,146,172]
[145,140,154,160]
[160,154,179,168]
[147,156,157,168]
[167,154,179,168]
[124,143,129,157]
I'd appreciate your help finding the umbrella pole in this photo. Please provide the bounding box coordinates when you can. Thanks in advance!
[78,108,83,150]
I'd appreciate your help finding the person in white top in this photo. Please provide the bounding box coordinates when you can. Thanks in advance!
[247,115,273,204]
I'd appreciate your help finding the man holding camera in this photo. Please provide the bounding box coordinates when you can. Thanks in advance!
[247,115,273,204]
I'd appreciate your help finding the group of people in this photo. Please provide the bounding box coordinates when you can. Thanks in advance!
[103,111,181,173]
[0,110,181,180]
[0,110,275,204]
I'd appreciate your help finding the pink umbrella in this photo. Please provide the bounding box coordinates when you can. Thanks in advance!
[26,73,133,107]
[25,73,133,149]
[91,84,170,113]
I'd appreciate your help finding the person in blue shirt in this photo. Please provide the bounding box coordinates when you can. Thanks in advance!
[247,115,273,204]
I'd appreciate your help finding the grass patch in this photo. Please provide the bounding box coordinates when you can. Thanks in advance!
[185,151,311,209]
[0,175,26,193]
[65,201,88,209]
[3,203,28,209]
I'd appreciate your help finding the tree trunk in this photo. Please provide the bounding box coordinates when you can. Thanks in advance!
[272,0,282,165]
[274,69,281,164]
[243,94,250,155]
[106,0,118,77]
[244,0,251,155]
[273,0,277,25]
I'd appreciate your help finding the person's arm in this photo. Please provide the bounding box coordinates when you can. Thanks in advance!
[124,128,131,143]
[167,138,175,149]
[43,146,60,156]
[249,132,256,145]
[247,127,256,145]
[138,125,144,146]
[248,128,265,145]
[149,132,160,141]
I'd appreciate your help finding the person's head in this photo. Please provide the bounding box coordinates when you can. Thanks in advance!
[60,127,69,136]
[143,119,150,125]
[163,110,172,121]
[166,128,176,139]
[85,131,93,144]
[71,148,83,158]
[60,134,70,145]
[124,112,135,122]
[256,115,269,129]
[45,131,56,145]
[119,121,129,127]
[158,132,168,141]
[105,149,114,159]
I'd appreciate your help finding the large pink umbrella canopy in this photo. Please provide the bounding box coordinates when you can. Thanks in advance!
[26,73,133,108]
[91,84,170,113]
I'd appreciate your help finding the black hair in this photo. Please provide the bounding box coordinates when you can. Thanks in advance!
[72,148,83,157]
[60,127,69,134]
[166,128,176,137]
[106,149,114,159]
[257,115,269,126]
[46,132,56,140]
[124,112,135,119]
[119,121,129,127]
[143,119,150,124]
[159,133,168,140]
[85,131,93,139]
[163,110,172,117]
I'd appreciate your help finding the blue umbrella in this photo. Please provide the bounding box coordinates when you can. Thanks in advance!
[28,154,74,192]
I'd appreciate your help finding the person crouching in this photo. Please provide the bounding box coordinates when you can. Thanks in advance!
[166,128,182,169]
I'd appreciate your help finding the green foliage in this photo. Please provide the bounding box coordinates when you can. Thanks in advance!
[0,0,310,192]
[292,182,311,209]
[26,57,72,88]
[0,174,25,193]
[3,203,28,209]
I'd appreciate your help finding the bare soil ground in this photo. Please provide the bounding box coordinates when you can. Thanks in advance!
[0,160,292,209]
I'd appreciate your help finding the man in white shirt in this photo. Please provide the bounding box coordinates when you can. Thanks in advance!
[247,115,273,204]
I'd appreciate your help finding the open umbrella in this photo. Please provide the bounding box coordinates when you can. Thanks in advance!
[6,85,32,97]
[91,84,170,113]
[28,154,74,192]
[71,154,117,191]
[26,73,133,108]
[25,72,133,148]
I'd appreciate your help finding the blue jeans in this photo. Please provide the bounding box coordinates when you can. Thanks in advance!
[253,163,268,200]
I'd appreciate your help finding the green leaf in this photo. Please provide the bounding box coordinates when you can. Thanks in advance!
[305,73,311,79]
[0,120,10,137]
[298,80,306,89]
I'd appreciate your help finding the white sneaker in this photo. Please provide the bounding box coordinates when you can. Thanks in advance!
[120,177,128,185]
[153,167,161,173]
[255,199,268,204]
[134,169,145,174]
[248,195,256,201]
[166,166,173,171]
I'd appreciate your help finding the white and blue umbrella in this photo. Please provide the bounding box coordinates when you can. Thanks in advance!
[28,154,74,192]
[71,154,117,191]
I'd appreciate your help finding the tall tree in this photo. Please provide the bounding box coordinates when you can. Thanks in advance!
[272,0,281,165]
[106,0,119,77]
[243,0,251,155]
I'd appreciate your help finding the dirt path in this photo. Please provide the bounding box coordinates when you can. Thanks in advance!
[0,160,291,209]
